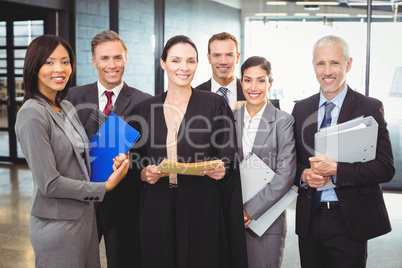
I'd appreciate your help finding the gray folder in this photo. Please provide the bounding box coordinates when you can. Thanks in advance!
[315,116,378,190]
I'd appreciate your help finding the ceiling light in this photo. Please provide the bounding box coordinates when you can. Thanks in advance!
[349,2,394,6]
[359,14,394,18]
[266,1,287,5]
[294,13,311,16]
[255,12,288,16]
[304,5,320,10]
[296,1,339,6]
[315,13,351,17]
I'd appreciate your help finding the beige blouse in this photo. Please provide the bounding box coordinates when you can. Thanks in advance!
[163,101,188,184]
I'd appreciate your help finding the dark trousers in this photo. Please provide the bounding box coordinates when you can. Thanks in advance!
[298,206,367,268]
[96,207,121,268]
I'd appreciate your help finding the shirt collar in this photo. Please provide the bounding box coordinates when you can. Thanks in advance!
[97,81,124,98]
[211,77,237,95]
[319,84,348,109]
[243,101,267,125]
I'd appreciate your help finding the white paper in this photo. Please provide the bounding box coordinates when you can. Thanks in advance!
[239,153,275,203]
[248,188,298,237]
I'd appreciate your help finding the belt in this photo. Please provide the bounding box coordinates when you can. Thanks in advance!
[169,183,178,189]
[320,201,340,209]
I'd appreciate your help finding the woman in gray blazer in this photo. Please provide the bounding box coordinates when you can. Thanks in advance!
[14,35,129,268]
[234,56,296,268]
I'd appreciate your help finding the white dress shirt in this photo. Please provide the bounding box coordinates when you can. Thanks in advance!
[211,78,238,110]
[242,102,268,157]
[97,81,124,110]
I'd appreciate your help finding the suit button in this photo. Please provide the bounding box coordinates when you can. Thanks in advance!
[307,195,312,199]
[89,197,94,201]
[95,197,99,201]
[84,197,89,201]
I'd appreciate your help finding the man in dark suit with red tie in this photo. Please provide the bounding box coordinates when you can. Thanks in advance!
[66,30,150,268]
[292,35,395,268]
[195,32,245,109]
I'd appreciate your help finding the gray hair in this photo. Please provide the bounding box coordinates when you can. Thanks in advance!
[312,35,350,61]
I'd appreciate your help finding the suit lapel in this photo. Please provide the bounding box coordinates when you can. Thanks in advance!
[338,87,356,124]
[234,106,245,161]
[236,78,246,101]
[252,103,275,157]
[112,83,131,117]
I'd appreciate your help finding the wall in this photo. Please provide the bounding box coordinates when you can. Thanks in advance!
[165,0,242,88]
[75,0,109,86]
[75,0,241,94]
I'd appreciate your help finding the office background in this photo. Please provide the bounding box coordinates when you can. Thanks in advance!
[0,0,401,267]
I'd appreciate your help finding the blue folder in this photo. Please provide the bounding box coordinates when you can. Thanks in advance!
[89,112,140,182]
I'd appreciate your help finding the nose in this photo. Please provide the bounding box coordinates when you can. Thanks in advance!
[108,58,117,68]
[180,61,188,71]
[324,63,332,76]
[54,62,64,72]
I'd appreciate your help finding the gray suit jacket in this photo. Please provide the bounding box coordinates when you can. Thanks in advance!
[234,102,296,235]
[15,97,105,220]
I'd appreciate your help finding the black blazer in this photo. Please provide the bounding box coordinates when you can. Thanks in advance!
[292,87,395,241]
[195,78,246,101]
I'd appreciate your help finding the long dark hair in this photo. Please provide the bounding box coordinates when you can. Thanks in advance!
[23,35,76,107]
[161,35,198,62]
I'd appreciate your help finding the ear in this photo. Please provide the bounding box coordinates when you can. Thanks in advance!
[160,58,166,70]
[236,52,241,64]
[207,53,211,64]
[346,57,353,73]
[267,79,274,92]
[92,57,97,69]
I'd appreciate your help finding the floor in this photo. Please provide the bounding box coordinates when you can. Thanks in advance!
[0,163,401,268]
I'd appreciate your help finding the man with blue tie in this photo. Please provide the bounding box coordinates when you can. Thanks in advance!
[292,35,395,268]
[195,32,245,109]
[66,30,150,267]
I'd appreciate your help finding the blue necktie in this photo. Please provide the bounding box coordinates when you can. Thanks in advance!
[219,87,229,103]
[311,101,336,213]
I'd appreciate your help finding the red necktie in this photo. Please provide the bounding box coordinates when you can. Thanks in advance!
[103,91,114,116]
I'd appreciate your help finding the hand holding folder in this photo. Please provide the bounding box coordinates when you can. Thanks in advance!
[240,153,298,236]
[89,112,140,182]
[315,116,378,190]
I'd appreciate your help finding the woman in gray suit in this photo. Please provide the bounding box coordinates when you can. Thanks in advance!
[15,35,129,268]
[234,56,296,268]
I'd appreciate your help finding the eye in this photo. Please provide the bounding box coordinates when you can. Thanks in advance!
[244,79,251,83]
[46,60,53,65]
[62,60,70,65]
[258,79,266,83]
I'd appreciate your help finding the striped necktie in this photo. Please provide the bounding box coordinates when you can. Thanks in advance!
[219,87,229,103]
[311,101,336,213]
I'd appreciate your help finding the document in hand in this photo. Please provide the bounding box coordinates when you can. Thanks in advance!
[156,159,221,176]
[240,153,298,237]
[315,116,378,190]
[89,112,140,182]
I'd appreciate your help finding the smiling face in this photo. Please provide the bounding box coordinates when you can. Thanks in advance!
[160,42,198,89]
[241,65,272,112]
[207,39,240,86]
[92,40,127,90]
[313,42,352,99]
[37,44,72,101]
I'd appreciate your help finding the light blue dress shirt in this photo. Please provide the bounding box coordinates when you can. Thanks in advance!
[318,85,348,202]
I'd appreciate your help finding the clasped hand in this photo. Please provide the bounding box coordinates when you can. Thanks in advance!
[302,156,337,189]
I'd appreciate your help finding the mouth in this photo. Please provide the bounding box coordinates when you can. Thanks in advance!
[177,74,190,79]
[105,70,119,76]
[248,93,261,98]
[51,77,66,83]
[217,67,230,71]
[322,77,335,83]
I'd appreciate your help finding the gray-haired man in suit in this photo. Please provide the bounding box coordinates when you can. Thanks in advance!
[195,32,245,109]
[66,30,150,268]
